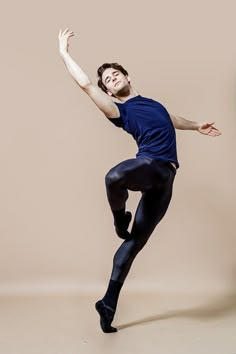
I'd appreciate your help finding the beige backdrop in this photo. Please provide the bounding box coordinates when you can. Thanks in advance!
[0,0,235,295]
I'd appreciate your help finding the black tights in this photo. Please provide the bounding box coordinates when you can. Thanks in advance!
[105,157,176,283]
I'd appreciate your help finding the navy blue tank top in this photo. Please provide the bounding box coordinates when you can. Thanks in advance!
[107,95,179,169]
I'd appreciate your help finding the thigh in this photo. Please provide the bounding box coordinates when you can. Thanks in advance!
[106,157,158,192]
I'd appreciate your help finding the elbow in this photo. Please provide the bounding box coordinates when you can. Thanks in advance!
[80,81,93,91]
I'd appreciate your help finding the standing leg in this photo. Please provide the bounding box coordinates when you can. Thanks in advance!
[111,181,174,284]
[96,166,175,333]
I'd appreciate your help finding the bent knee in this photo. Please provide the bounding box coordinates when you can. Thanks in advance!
[105,170,125,186]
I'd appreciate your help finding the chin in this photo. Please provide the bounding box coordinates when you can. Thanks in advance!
[116,85,130,97]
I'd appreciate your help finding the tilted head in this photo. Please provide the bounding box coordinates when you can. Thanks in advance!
[97,63,131,98]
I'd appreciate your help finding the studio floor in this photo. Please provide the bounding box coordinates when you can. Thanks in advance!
[0,292,235,354]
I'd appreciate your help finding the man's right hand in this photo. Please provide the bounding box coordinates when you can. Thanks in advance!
[57,29,119,119]
[58,28,74,55]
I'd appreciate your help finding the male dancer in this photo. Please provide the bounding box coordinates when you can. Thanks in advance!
[58,28,221,333]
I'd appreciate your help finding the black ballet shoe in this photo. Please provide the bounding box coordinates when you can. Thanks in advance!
[114,211,132,240]
[95,300,117,333]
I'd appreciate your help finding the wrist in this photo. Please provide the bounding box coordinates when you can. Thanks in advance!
[60,50,68,58]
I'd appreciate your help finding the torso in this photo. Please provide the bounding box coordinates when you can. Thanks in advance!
[108,96,179,170]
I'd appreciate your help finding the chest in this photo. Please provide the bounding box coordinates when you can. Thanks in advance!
[124,102,171,135]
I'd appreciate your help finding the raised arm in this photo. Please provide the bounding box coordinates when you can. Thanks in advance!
[58,28,119,119]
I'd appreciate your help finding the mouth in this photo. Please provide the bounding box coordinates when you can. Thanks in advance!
[115,81,121,87]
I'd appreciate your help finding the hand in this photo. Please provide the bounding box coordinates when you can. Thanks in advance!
[197,122,222,137]
[58,28,74,55]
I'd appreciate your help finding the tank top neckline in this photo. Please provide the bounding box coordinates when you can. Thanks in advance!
[117,95,142,104]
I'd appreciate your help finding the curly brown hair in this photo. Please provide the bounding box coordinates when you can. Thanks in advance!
[97,63,129,96]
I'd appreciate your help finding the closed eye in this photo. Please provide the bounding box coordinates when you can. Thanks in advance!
[105,71,119,84]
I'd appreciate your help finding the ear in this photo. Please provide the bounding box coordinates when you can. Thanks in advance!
[127,75,131,84]
[107,90,113,96]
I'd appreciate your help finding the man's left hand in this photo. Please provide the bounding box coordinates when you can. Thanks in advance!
[197,122,222,136]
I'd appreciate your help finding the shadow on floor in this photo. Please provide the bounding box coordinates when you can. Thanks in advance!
[117,293,236,330]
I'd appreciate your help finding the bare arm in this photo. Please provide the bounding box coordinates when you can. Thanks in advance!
[58,28,119,118]
[60,50,91,87]
[169,114,200,130]
[169,113,222,136]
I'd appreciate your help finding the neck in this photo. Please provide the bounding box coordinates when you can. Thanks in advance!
[115,86,139,103]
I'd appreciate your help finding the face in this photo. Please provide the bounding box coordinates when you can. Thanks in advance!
[102,68,131,97]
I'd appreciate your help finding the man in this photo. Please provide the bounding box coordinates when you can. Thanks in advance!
[58,28,222,333]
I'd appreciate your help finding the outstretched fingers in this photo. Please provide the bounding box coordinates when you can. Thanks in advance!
[58,28,74,37]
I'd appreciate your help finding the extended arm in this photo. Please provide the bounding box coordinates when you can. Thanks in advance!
[58,28,119,118]
[169,114,200,130]
[60,50,92,88]
[169,113,222,136]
